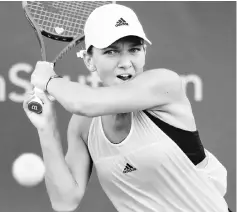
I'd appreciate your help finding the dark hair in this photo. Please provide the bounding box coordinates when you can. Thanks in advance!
[86,36,144,56]
[87,45,94,56]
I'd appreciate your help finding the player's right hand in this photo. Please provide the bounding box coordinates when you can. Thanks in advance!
[31,61,56,91]
[23,90,57,132]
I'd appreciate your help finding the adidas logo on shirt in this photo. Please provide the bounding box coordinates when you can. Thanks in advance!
[115,18,129,27]
[123,163,137,173]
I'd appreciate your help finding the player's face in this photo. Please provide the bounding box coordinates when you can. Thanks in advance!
[88,36,146,86]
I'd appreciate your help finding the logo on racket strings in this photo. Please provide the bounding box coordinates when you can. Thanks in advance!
[55,27,64,35]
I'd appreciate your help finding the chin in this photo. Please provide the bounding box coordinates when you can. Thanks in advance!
[116,78,131,85]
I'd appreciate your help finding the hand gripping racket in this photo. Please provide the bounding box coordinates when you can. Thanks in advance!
[22,1,114,114]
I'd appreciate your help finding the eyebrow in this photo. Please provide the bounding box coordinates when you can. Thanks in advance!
[103,42,142,50]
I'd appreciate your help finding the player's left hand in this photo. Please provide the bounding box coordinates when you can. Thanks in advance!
[31,61,56,91]
[23,90,57,132]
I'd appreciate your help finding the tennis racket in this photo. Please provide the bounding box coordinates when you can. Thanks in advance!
[22,1,115,114]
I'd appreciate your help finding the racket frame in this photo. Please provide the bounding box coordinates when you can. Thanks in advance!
[22,1,115,113]
[22,1,75,43]
[22,1,47,61]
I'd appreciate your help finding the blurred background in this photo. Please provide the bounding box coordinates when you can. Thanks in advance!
[0,1,235,212]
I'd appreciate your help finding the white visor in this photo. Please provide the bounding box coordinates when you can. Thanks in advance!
[84,4,152,51]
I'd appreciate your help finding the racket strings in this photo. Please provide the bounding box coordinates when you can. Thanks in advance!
[26,1,111,38]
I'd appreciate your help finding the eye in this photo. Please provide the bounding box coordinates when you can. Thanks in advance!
[129,47,141,53]
[104,50,118,55]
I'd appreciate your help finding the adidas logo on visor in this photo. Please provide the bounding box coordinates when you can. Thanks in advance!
[115,18,129,27]
[123,163,137,173]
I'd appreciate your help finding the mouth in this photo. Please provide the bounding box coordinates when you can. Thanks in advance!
[116,74,133,81]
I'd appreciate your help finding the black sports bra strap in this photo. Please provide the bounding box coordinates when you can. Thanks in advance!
[143,110,206,165]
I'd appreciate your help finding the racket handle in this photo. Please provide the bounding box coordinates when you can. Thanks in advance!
[28,88,43,114]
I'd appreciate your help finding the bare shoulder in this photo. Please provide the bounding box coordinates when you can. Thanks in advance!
[144,68,181,82]
[143,68,185,106]
[67,114,93,146]
[146,69,197,130]
[144,68,183,97]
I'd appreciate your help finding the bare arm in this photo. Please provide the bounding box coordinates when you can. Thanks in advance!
[38,115,92,212]
[65,114,93,208]
[47,68,183,116]
[23,90,93,211]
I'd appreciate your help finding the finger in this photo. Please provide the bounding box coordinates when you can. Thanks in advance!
[23,91,43,108]
[35,92,52,104]
[24,92,35,103]
[49,62,54,68]
[34,87,44,94]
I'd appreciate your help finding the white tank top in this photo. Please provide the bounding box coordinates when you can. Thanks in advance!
[88,110,228,212]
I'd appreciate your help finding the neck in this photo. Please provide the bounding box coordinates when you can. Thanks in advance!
[101,113,131,132]
[111,113,129,120]
[102,113,130,124]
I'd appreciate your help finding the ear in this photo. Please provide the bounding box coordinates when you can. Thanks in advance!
[81,50,96,72]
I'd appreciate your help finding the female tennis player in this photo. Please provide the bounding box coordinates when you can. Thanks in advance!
[23,4,230,212]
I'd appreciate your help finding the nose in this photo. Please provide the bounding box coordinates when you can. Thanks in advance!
[117,54,132,70]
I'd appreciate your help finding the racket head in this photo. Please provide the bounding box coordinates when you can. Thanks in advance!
[22,1,115,42]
